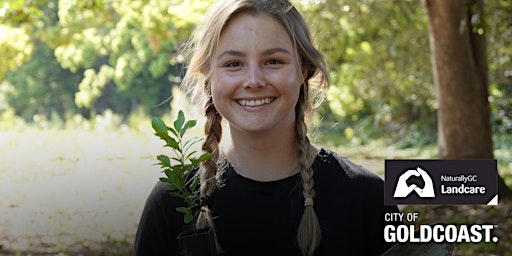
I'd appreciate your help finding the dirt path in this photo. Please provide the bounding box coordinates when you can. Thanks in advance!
[0,130,163,255]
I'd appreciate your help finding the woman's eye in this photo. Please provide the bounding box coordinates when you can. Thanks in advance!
[226,61,241,67]
[267,59,281,65]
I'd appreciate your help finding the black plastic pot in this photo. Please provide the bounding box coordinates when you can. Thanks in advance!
[177,226,218,256]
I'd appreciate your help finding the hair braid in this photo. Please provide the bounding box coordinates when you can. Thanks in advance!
[196,98,222,230]
[296,83,321,256]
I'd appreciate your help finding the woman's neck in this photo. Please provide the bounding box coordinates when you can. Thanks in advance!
[223,125,301,182]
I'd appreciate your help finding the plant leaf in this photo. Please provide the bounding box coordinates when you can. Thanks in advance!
[152,117,168,138]
[165,138,180,151]
[174,110,185,134]
[191,152,212,166]
[176,207,189,214]
[180,120,197,137]
[184,213,193,224]
[168,126,178,137]
[160,178,178,190]
[170,165,185,175]
[185,150,197,162]
[157,155,171,167]
[197,152,212,162]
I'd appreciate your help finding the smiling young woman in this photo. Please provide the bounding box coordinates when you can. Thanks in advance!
[134,1,401,255]
[212,13,304,138]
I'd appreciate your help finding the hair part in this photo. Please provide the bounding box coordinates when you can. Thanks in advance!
[181,1,330,255]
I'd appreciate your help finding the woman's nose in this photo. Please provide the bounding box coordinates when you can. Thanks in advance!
[243,65,265,88]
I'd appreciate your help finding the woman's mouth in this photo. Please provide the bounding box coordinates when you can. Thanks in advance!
[237,97,275,107]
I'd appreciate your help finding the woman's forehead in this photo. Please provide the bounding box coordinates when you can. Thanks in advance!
[218,12,294,52]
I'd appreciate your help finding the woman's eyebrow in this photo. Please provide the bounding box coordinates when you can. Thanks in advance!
[262,47,291,56]
[217,50,245,59]
[217,47,291,59]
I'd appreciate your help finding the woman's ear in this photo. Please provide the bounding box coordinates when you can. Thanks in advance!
[302,61,315,81]
[302,65,309,80]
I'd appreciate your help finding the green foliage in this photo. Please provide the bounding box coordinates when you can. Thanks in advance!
[0,0,48,25]
[490,83,512,135]
[4,42,83,122]
[47,0,214,113]
[152,110,211,226]
[1,0,215,120]
[299,0,510,144]
[298,0,437,143]
[0,0,510,145]
[0,25,33,81]
[0,0,51,80]
[486,0,512,136]
[0,107,26,131]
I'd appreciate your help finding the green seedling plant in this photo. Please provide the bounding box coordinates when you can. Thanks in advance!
[152,110,211,230]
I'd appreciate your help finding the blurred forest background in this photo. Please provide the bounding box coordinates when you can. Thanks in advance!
[1,0,511,151]
[0,0,511,255]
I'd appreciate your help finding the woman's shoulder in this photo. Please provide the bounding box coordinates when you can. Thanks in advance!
[149,180,173,198]
[316,147,383,182]
[314,146,387,205]
[144,181,185,210]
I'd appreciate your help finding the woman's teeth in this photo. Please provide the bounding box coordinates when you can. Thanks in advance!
[238,98,274,107]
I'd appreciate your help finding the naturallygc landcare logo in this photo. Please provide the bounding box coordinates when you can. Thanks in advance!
[384,159,498,205]
[382,159,499,245]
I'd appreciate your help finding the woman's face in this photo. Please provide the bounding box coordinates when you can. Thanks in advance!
[211,12,306,135]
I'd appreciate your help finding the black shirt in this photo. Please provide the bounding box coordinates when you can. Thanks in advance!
[133,148,400,255]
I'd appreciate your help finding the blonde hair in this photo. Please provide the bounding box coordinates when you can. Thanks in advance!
[180,0,329,255]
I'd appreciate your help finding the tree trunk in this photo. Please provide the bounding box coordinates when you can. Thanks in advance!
[423,0,512,198]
